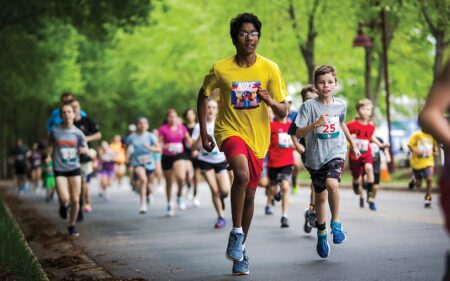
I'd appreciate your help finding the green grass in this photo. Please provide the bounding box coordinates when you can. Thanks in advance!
[0,197,47,281]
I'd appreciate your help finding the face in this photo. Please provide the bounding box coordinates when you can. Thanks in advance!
[114,135,121,142]
[315,73,336,98]
[61,105,74,123]
[235,22,259,55]
[32,143,38,150]
[304,91,318,101]
[71,101,80,117]
[185,110,196,122]
[358,105,372,119]
[167,111,178,125]
[207,101,218,118]
[137,119,149,132]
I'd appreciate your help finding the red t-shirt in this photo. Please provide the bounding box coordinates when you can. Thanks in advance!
[347,119,375,160]
[267,120,295,168]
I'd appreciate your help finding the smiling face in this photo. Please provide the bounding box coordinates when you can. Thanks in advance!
[235,22,259,55]
[315,73,337,99]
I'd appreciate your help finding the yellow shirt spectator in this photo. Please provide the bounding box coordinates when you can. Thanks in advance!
[408,130,437,170]
[202,54,288,158]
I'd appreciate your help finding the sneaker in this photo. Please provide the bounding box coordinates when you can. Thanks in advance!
[265,205,273,215]
[330,221,347,244]
[177,197,186,210]
[193,197,201,207]
[316,231,330,258]
[232,249,249,275]
[84,204,93,213]
[68,225,79,237]
[226,231,244,261]
[368,202,377,211]
[139,205,147,214]
[59,204,68,219]
[280,216,289,228]
[359,197,364,208]
[303,210,312,233]
[214,217,226,229]
[166,204,175,217]
[424,195,432,208]
[291,185,299,194]
[308,210,317,228]
[408,178,415,190]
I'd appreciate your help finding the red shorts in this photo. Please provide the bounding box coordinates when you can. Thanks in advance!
[440,176,450,235]
[349,153,373,179]
[221,136,264,189]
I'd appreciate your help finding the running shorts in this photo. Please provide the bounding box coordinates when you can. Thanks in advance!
[349,153,374,179]
[306,158,344,193]
[54,169,81,177]
[268,165,294,185]
[198,160,228,173]
[161,153,185,171]
[413,166,433,180]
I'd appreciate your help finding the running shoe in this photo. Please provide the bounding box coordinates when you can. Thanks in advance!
[177,197,186,210]
[139,205,147,214]
[226,231,244,261]
[291,185,299,194]
[232,249,249,275]
[193,197,201,207]
[303,210,312,233]
[308,209,317,228]
[424,195,432,208]
[214,217,226,229]
[330,221,347,244]
[166,204,175,217]
[367,196,377,211]
[359,196,364,208]
[408,178,415,190]
[59,204,68,219]
[274,190,282,202]
[84,204,93,213]
[316,231,330,258]
[68,225,79,237]
[264,205,273,215]
[280,216,289,228]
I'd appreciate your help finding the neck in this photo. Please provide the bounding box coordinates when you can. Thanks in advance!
[207,116,215,123]
[235,52,257,68]
[358,118,369,124]
[187,121,195,126]
[62,122,73,129]
[318,96,333,105]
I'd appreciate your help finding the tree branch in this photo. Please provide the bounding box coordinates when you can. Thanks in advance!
[419,0,438,36]
[288,0,305,45]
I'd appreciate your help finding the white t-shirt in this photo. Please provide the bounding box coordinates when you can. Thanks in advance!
[192,121,227,164]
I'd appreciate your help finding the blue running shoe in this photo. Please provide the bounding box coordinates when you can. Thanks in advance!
[232,249,249,275]
[316,231,330,258]
[330,221,347,244]
[226,232,244,261]
[214,217,226,229]
[368,201,377,211]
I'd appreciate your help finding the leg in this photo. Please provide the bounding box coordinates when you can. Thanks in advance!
[134,166,148,210]
[315,190,328,233]
[229,155,250,228]
[163,170,173,204]
[173,160,187,198]
[280,179,290,216]
[56,176,70,205]
[326,178,340,222]
[68,176,82,226]
[242,188,256,241]
[203,169,223,218]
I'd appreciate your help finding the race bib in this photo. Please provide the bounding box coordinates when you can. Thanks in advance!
[137,154,153,165]
[355,139,370,153]
[370,143,380,157]
[316,116,340,139]
[418,140,433,158]
[278,132,293,148]
[230,81,261,110]
[168,143,183,154]
[60,148,77,163]
[201,147,219,156]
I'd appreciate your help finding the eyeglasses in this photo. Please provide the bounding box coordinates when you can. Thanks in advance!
[238,31,259,38]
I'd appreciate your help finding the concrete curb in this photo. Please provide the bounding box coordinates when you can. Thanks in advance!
[2,199,50,281]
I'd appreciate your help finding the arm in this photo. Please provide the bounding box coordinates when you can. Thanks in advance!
[341,122,361,158]
[295,114,328,138]
[197,88,215,152]
[183,131,192,148]
[291,136,305,154]
[371,135,389,148]
[86,132,102,142]
[256,88,287,118]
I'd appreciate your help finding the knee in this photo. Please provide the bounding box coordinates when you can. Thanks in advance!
[233,170,250,187]
[70,197,79,206]
[244,189,255,203]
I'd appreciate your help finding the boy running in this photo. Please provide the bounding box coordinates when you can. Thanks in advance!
[197,13,288,275]
[294,65,360,258]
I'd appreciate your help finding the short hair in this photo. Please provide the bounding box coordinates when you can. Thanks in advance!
[59,103,73,118]
[356,98,373,111]
[314,65,337,85]
[60,92,74,102]
[300,85,318,102]
[183,108,197,120]
[165,108,178,123]
[135,116,148,125]
[230,13,262,46]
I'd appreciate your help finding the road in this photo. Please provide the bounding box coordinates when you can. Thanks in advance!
[18,178,449,281]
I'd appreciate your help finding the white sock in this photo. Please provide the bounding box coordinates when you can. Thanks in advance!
[282,213,288,218]
[232,227,243,234]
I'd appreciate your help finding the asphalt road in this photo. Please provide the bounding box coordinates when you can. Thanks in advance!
[19,178,449,281]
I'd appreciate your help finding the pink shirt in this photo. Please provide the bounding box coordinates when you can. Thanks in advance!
[159,123,187,156]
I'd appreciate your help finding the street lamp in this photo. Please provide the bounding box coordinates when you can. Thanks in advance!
[353,8,394,172]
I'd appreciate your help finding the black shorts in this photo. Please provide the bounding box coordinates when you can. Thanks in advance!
[54,169,81,177]
[15,165,27,175]
[268,165,294,185]
[307,158,344,193]
[413,166,433,180]
[133,167,154,179]
[374,172,380,185]
[162,154,186,171]
[198,160,228,173]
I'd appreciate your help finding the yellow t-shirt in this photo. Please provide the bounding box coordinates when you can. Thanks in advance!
[408,130,436,170]
[202,54,288,158]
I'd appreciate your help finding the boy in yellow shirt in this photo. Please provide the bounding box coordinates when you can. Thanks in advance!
[408,129,438,208]
[197,13,288,275]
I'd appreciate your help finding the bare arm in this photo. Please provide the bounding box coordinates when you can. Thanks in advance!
[371,135,389,148]
[341,122,361,159]
[86,132,101,142]
[291,135,305,154]
[197,88,215,152]
[256,88,287,118]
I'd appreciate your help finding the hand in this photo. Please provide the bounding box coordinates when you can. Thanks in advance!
[256,88,273,106]
[315,114,329,127]
[191,150,199,158]
[352,144,361,159]
[202,134,216,152]
[382,143,390,149]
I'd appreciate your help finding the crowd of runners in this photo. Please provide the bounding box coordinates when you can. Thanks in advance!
[7,12,449,277]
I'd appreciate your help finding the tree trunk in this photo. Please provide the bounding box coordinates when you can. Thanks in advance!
[434,35,445,80]
[364,46,373,101]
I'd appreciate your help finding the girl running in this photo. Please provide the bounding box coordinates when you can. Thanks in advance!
[183,108,201,207]
[30,142,43,191]
[98,141,116,201]
[110,135,126,186]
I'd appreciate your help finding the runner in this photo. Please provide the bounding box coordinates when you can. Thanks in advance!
[192,99,231,228]
[419,59,450,280]
[42,153,56,202]
[151,129,164,187]
[9,139,30,195]
[197,13,288,275]
[365,136,391,205]
[159,109,192,216]
[347,99,388,211]
[288,85,318,233]
[262,108,274,215]
[294,65,360,258]
[71,99,101,215]
[47,92,86,133]
[126,117,161,214]
[267,111,295,228]
[29,142,43,191]
[407,128,438,208]
[110,135,126,186]
[47,103,88,236]
[183,108,201,207]
[97,141,116,200]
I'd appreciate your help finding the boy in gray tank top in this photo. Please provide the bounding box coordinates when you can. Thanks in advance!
[294,65,360,259]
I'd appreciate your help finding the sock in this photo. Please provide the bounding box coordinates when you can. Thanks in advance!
[366,183,374,193]
[282,213,288,218]
[352,183,360,195]
[316,222,326,232]
[232,227,243,234]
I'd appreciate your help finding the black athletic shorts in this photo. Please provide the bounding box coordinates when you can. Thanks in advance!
[54,169,81,177]
[306,158,344,193]
[162,154,186,171]
[268,165,294,185]
[374,172,380,185]
[15,165,27,175]
[198,160,228,173]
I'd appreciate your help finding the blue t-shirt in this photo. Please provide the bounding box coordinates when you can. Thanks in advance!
[47,108,87,133]
[126,132,158,171]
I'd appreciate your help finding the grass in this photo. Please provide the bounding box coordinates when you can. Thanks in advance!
[0,196,47,281]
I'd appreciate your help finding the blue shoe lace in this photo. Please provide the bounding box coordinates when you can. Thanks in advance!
[316,232,330,258]
[330,221,347,244]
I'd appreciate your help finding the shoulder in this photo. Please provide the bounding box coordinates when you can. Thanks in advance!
[334,97,347,106]
[257,54,279,69]
[213,55,235,69]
